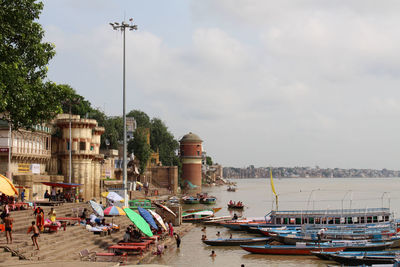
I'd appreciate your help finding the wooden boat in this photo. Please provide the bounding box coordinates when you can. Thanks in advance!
[227,187,236,192]
[203,237,269,246]
[228,203,244,210]
[200,197,216,204]
[328,253,398,265]
[184,207,221,214]
[312,250,400,261]
[182,210,214,222]
[220,218,267,231]
[240,244,345,255]
[203,216,232,225]
[182,196,200,204]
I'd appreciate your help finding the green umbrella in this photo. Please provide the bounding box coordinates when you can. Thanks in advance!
[123,208,153,237]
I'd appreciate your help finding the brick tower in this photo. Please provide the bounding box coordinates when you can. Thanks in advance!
[180,132,203,191]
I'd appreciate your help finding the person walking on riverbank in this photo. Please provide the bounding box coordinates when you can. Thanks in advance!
[174,233,181,248]
[168,222,174,237]
[4,213,13,244]
[28,221,40,250]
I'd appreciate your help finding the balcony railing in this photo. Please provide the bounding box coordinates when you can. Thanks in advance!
[12,147,51,156]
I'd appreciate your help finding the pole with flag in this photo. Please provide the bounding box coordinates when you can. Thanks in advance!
[270,168,278,211]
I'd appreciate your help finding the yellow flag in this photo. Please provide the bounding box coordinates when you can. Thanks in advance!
[270,169,278,210]
[270,169,277,197]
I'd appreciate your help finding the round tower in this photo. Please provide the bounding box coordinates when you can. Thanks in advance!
[179,132,203,191]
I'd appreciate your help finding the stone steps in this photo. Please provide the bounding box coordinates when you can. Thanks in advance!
[0,202,153,263]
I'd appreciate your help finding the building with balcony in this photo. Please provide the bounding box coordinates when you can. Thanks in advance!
[0,114,105,201]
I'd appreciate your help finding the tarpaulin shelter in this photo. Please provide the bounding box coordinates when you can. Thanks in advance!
[0,174,18,196]
[41,182,81,188]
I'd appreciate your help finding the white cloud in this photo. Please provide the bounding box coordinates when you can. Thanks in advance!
[41,1,400,169]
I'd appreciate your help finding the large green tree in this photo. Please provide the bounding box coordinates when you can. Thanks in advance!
[150,118,179,166]
[127,109,151,128]
[58,84,92,117]
[128,127,152,174]
[0,0,64,129]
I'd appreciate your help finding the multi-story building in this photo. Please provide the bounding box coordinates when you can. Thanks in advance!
[0,114,105,201]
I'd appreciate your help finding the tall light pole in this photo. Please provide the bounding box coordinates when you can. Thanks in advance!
[110,19,138,207]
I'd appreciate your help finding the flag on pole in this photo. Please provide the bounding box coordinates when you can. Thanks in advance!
[270,168,278,210]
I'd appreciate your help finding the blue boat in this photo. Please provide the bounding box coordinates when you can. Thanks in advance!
[138,207,158,230]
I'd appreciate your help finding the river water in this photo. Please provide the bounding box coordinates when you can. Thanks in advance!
[153,177,400,267]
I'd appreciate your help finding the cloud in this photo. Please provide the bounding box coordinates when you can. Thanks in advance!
[41,1,400,169]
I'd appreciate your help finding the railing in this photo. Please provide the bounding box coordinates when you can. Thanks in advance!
[12,147,51,156]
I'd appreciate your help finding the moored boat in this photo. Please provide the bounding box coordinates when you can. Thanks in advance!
[200,197,217,204]
[328,253,398,265]
[182,196,200,204]
[311,250,400,261]
[182,210,214,222]
[203,237,269,246]
[240,244,345,255]
[203,216,232,225]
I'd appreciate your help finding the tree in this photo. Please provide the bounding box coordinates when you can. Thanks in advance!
[150,118,179,166]
[126,110,151,128]
[206,156,213,165]
[0,0,64,129]
[128,127,152,174]
[101,116,123,150]
[58,84,92,117]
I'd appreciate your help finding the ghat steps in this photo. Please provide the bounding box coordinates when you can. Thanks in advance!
[0,203,133,263]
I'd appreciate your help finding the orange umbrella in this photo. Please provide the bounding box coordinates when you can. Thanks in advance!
[0,174,18,196]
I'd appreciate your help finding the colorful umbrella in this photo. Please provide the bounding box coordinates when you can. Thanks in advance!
[124,208,153,237]
[89,200,104,217]
[147,209,167,231]
[155,202,176,217]
[0,174,18,196]
[101,191,124,202]
[138,207,158,230]
[104,206,125,216]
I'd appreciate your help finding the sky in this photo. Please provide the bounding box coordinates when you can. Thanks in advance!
[39,0,400,169]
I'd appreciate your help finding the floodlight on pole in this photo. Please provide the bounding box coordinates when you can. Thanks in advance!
[110,18,138,208]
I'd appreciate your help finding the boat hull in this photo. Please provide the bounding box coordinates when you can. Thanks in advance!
[203,237,269,246]
[240,245,344,255]
[329,254,396,265]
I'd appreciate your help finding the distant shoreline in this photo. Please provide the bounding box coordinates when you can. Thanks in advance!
[223,166,400,179]
[225,176,400,179]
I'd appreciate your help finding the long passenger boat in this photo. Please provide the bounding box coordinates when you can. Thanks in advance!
[266,208,393,227]
[222,207,395,232]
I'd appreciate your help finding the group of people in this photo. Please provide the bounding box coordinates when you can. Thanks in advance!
[228,200,243,207]
[44,188,73,202]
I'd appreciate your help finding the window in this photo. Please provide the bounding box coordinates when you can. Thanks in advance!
[197,151,200,156]
[46,137,49,150]
[80,142,86,150]
[66,142,70,151]
[90,145,94,151]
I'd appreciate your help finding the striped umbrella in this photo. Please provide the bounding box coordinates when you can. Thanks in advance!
[89,200,104,217]
[104,206,126,216]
